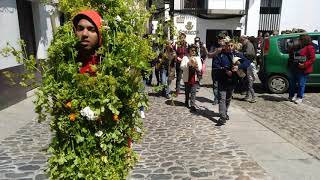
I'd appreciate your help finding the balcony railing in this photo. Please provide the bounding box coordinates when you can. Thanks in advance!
[174,0,246,18]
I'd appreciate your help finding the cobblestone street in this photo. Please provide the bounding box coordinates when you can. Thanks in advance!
[0,120,51,179]
[1,67,320,179]
[129,85,270,179]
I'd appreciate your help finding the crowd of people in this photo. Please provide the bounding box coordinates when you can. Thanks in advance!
[145,31,263,126]
[72,10,316,126]
[144,30,316,126]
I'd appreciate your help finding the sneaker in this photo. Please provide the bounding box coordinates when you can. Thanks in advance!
[288,96,296,102]
[140,111,145,119]
[190,106,197,112]
[249,99,256,103]
[243,97,250,101]
[216,118,226,126]
[226,114,230,120]
[294,98,303,104]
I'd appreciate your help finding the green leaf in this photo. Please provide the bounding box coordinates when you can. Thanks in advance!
[75,135,84,143]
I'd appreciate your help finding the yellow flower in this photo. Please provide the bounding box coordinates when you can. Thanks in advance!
[69,113,76,122]
[112,114,119,122]
[66,101,72,108]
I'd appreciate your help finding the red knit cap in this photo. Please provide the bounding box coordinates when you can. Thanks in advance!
[73,10,103,46]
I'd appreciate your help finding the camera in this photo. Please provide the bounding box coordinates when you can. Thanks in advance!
[293,52,306,63]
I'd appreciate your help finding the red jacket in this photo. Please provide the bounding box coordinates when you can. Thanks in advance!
[301,45,316,74]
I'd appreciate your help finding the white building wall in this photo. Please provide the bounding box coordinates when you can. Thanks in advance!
[0,0,21,70]
[174,14,241,44]
[280,0,320,32]
[245,0,260,36]
[32,3,58,60]
[208,0,245,10]
[0,1,58,70]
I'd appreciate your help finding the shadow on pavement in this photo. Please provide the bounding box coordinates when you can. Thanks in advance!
[191,107,220,124]
[200,83,213,88]
[196,96,214,104]
[259,94,288,102]
[148,92,162,97]
[164,100,185,107]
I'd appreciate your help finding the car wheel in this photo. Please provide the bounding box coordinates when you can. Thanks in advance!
[267,75,289,94]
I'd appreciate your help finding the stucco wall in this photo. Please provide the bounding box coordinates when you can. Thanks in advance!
[32,3,58,60]
[280,0,320,32]
[208,0,245,10]
[245,0,260,36]
[174,14,241,44]
[0,0,21,70]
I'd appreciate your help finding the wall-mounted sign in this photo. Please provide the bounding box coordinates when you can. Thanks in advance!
[179,30,199,35]
[179,21,199,35]
[185,21,193,30]
[176,16,185,23]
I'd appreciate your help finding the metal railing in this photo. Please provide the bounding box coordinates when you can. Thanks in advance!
[174,0,246,16]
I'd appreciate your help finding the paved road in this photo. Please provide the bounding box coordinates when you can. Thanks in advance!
[129,81,270,179]
[2,63,320,179]
[232,84,320,160]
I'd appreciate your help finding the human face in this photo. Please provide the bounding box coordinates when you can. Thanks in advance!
[189,48,196,56]
[227,43,235,52]
[180,34,186,41]
[76,19,99,51]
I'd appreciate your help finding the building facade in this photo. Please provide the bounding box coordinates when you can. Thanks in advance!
[150,0,320,46]
[247,0,320,35]
[0,0,59,109]
[173,0,246,47]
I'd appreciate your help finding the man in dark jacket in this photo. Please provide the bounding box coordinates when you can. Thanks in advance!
[73,10,103,75]
[213,41,250,125]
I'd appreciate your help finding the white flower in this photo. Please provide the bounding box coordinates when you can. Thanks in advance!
[135,127,142,133]
[115,15,122,22]
[80,106,98,121]
[95,131,103,137]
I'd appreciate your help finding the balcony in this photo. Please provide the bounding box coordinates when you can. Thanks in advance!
[174,0,246,19]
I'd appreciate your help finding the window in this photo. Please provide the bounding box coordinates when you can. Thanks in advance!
[310,36,320,54]
[184,0,205,9]
[278,35,320,54]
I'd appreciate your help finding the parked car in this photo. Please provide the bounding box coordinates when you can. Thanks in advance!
[258,32,320,93]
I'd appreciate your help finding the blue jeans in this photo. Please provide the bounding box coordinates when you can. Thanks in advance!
[161,69,171,96]
[288,71,308,99]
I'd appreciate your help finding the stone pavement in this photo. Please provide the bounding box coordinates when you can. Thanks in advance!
[128,84,271,180]
[0,97,51,179]
[1,66,320,179]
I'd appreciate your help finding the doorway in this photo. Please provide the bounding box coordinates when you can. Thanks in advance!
[16,0,36,56]
[206,29,241,51]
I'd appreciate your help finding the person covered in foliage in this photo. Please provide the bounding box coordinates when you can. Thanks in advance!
[288,34,316,104]
[181,44,202,112]
[213,40,250,125]
[73,10,102,75]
